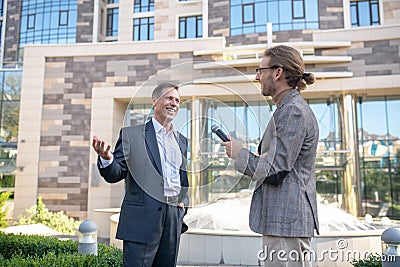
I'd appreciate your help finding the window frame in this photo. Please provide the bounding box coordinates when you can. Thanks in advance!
[178,14,203,39]
[133,17,154,41]
[27,14,36,30]
[59,10,69,27]
[134,0,155,13]
[350,0,380,27]
[229,0,319,36]
[242,3,255,24]
[292,0,305,19]
[106,7,119,37]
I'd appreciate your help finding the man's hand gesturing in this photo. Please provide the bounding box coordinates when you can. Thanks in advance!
[92,136,112,160]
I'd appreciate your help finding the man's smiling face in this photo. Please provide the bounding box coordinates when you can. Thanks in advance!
[152,87,180,126]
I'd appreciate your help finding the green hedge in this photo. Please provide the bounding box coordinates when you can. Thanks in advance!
[0,232,122,266]
[351,253,382,267]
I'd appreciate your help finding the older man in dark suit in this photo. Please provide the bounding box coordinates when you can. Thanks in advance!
[222,45,319,267]
[92,82,189,267]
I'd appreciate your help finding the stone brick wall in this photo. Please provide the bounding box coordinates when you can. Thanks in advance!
[318,0,344,30]
[2,0,20,67]
[208,0,230,38]
[383,0,400,25]
[348,40,400,77]
[76,0,94,42]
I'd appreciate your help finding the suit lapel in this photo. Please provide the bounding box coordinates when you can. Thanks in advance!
[173,132,187,155]
[144,120,163,176]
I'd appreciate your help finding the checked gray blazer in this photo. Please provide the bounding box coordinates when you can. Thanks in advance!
[235,89,319,237]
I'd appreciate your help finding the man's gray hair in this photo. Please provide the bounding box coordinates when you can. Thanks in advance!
[152,82,179,99]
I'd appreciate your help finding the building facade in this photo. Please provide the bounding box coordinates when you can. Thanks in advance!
[0,0,398,234]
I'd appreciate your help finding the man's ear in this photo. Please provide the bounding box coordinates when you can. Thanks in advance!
[274,67,284,81]
[152,96,157,106]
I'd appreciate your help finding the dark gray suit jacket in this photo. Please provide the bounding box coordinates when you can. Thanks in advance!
[98,120,189,243]
[235,89,319,237]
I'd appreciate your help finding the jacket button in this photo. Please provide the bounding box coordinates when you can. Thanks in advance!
[158,207,162,211]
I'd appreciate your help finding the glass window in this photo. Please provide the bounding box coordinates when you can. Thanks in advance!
[106,8,119,37]
[387,97,400,141]
[230,0,319,36]
[308,99,344,208]
[27,14,36,29]
[358,97,387,137]
[357,96,400,219]
[350,0,380,27]
[243,4,254,24]
[1,101,20,142]
[0,70,22,144]
[59,11,68,26]
[133,17,154,41]
[292,0,305,19]
[134,0,154,13]
[19,0,78,50]
[179,15,202,39]
[0,0,4,17]
[2,72,21,101]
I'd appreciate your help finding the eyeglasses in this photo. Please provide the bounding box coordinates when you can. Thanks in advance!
[255,66,278,74]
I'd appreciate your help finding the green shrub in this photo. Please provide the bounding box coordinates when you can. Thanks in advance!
[351,253,382,267]
[0,174,15,188]
[0,191,12,228]
[16,196,81,235]
[0,231,77,259]
[0,232,122,267]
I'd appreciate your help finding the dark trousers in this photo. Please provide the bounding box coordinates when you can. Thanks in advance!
[123,203,183,267]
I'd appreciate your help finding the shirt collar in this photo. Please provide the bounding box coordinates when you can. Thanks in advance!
[152,117,175,134]
[278,88,300,108]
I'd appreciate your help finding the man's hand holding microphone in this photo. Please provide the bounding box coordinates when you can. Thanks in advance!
[211,124,243,159]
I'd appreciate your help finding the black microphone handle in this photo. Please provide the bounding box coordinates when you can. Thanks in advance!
[215,129,229,142]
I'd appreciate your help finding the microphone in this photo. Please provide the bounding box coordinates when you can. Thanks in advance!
[211,124,229,142]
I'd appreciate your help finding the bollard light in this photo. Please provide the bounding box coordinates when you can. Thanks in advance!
[381,227,400,267]
[78,220,98,255]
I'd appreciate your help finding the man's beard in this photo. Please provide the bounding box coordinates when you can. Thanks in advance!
[261,77,277,97]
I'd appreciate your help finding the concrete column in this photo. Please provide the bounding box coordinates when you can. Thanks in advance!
[190,98,209,206]
[340,94,362,217]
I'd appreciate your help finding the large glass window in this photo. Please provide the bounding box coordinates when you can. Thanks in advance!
[357,96,400,219]
[179,15,202,39]
[230,0,319,36]
[0,70,22,189]
[134,0,154,13]
[350,0,380,27]
[309,99,344,208]
[19,0,78,46]
[133,17,154,41]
